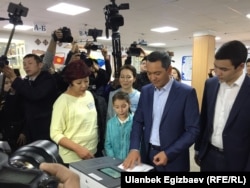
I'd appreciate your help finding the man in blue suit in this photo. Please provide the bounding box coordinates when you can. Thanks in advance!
[194,40,250,171]
[123,51,200,171]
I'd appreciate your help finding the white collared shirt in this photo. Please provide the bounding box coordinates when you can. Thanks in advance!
[211,72,245,149]
[118,115,130,124]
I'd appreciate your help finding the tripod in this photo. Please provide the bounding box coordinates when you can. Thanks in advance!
[111,31,122,78]
[104,0,129,79]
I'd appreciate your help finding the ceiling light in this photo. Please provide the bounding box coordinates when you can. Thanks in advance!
[215,36,221,40]
[151,26,178,33]
[97,36,112,40]
[47,3,89,16]
[246,14,250,19]
[4,24,33,30]
[148,43,166,47]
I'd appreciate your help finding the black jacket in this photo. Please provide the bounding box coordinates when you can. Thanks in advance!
[11,71,58,143]
[134,72,150,91]
[0,91,25,152]
[91,91,107,157]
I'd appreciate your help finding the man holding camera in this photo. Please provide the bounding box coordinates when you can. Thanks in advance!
[1,54,58,143]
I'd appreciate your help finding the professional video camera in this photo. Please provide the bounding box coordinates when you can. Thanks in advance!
[103,0,129,78]
[52,27,73,43]
[0,140,62,188]
[104,0,129,33]
[127,41,143,57]
[0,55,9,68]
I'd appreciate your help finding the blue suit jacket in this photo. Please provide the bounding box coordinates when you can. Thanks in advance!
[130,80,200,171]
[195,75,250,171]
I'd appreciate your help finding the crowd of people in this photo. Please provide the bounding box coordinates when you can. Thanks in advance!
[1,29,250,186]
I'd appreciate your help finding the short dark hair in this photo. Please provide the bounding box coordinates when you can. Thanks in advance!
[40,54,45,62]
[112,91,131,113]
[141,56,147,63]
[147,51,171,69]
[118,64,137,78]
[215,40,247,68]
[112,91,130,104]
[24,53,42,63]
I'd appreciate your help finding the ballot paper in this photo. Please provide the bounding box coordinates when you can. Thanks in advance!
[118,163,154,172]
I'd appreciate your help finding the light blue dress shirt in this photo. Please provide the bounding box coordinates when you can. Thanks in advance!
[150,78,173,146]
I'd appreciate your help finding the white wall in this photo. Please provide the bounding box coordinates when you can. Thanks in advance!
[167,41,250,86]
[0,32,69,55]
[2,32,249,80]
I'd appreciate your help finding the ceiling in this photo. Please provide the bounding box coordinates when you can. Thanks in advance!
[1,0,250,49]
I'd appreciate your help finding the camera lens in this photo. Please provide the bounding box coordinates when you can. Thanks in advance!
[9,140,62,169]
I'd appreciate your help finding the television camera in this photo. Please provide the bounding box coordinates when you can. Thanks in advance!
[104,0,129,36]
[103,0,129,78]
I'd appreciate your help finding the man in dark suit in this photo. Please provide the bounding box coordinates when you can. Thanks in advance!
[123,51,200,171]
[194,40,250,171]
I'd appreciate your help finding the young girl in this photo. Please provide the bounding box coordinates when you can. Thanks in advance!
[104,91,133,160]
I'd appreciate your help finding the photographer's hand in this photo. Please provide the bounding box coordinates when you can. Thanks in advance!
[40,163,80,188]
[92,61,99,71]
[84,41,92,56]
[2,66,17,82]
[194,152,201,166]
[17,133,26,146]
[70,41,79,53]
[101,47,109,60]
[53,29,63,42]
[139,46,147,56]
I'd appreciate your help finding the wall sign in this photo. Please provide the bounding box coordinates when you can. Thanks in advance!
[33,23,47,33]
[181,56,192,81]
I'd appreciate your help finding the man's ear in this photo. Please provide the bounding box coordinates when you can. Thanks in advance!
[39,62,44,69]
[239,63,245,69]
[167,65,172,74]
